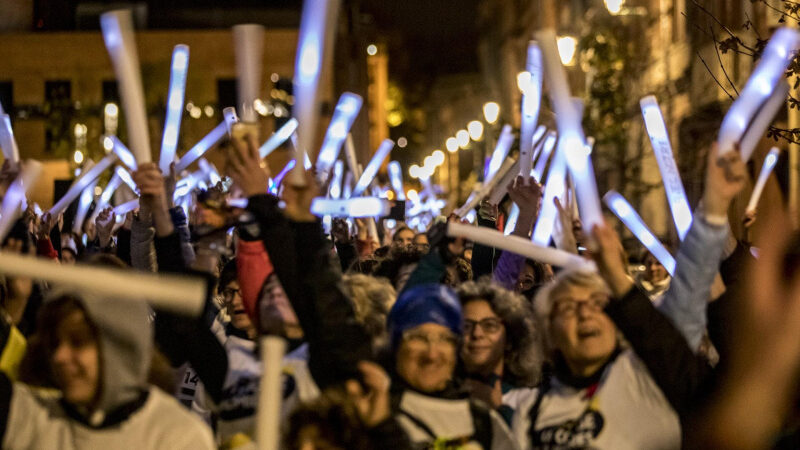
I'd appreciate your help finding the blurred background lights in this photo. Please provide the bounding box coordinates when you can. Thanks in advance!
[557,36,578,65]
[456,129,470,148]
[468,120,484,140]
[397,136,408,148]
[604,0,624,14]
[483,102,500,124]
[367,44,377,55]
[446,137,459,152]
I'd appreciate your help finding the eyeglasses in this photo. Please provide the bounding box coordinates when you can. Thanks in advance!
[402,330,458,349]
[552,294,609,318]
[223,287,241,298]
[463,317,503,335]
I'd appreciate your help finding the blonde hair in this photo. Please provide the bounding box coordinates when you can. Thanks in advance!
[342,274,397,348]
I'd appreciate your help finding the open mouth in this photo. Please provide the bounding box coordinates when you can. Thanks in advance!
[577,329,601,339]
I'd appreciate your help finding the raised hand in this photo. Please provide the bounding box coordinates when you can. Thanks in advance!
[703,142,746,220]
[95,207,115,248]
[345,361,392,428]
[226,133,270,197]
[133,163,173,237]
[589,221,633,298]
[281,170,318,223]
[36,212,60,240]
[553,196,578,253]
[331,218,350,242]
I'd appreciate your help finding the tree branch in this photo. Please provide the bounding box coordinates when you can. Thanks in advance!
[696,51,736,101]
[710,25,740,96]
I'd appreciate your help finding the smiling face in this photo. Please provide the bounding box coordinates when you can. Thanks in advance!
[643,253,668,283]
[395,323,457,393]
[50,308,100,408]
[392,228,415,250]
[549,285,616,377]
[224,280,256,338]
[461,300,506,377]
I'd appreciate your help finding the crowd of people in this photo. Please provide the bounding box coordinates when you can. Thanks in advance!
[1,125,800,450]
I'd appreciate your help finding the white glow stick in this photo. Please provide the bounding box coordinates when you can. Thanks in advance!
[388,160,406,200]
[160,44,190,174]
[351,139,393,197]
[448,222,594,270]
[316,93,363,180]
[718,27,800,161]
[532,131,557,182]
[198,158,222,185]
[604,190,676,275]
[739,83,789,160]
[49,154,117,216]
[532,149,567,246]
[91,172,124,220]
[343,134,362,182]
[223,107,240,135]
[535,29,604,233]
[0,114,20,166]
[329,160,344,199]
[272,159,296,189]
[504,203,520,236]
[310,197,390,218]
[233,24,265,123]
[746,147,781,213]
[73,177,99,235]
[0,251,206,316]
[115,166,137,193]
[519,41,543,181]
[113,198,139,216]
[342,171,354,199]
[175,120,229,172]
[486,124,514,180]
[256,336,286,450]
[259,118,298,159]
[0,160,42,242]
[487,159,520,205]
[529,125,548,164]
[640,95,692,240]
[303,151,312,170]
[290,0,342,186]
[100,10,152,164]
[111,136,138,171]
[456,157,517,217]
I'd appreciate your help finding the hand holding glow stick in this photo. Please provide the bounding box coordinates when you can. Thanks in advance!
[233,24,265,123]
[316,93,363,180]
[519,41,543,181]
[388,161,406,200]
[351,139,394,197]
[487,159,520,205]
[603,190,675,275]
[49,154,117,216]
[718,27,800,161]
[486,124,514,180]
[100,10,152,164]
[310,197,391,218]
[746,147,781,214]
[640,95,692,240]
[0,114,20,167]
[256,336,286,450]
[0,160,42,242]
[448,222,594,270]
[160,44,190,174]
[259,118,298,158]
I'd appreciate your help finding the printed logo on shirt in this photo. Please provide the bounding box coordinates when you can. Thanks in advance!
[533,409,604,448]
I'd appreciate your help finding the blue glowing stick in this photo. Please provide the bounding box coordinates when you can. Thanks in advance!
[260,118,299,158]
[529,125,547,162]
[272,159,296,190]
[310,197,390,218]
[351,139,394,197]
[746,147,781,214]
[388,160,406,200]
[115,166,137,193]
[519,41,543,181]
[504,203,520,236]
[486,125,514,180]
[113,198,139,216]
[329,160,344,199]
[92,172,124,220]
[0,161,42,242]
[111,136,138,171]
[198,158,222,185]
[532,148,567,246]
[160,45,190,174]
[316,93,363,180]
[532,131,557,182]
[72,177,100,235]
[640,95,692,240]
[535,29,603,234]
[739,83,789,160]
[291,0,342,186]
[604,190,675,275]
[0,114,20,166]
[342,171,354,199]
[718,27,800,161]
[50,154,117,216]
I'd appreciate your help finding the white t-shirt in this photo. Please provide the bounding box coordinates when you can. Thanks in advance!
[512,350,681,450]
[4,385,215,450]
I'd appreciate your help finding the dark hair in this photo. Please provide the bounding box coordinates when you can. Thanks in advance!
[218,259,238,294]
[86,253,127,268]
[285,389,372,450]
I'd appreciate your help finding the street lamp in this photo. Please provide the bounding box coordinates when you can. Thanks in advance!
[468,120,484,140]
[456,129,470,148]
[483,102,500,124]
[446,137,459,153]
[604,0,624,15]
[557,36,578,66]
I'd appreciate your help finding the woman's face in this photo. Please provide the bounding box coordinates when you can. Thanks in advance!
[461,300,506,376]
[549,284,616,376]
[50,309,100,408]
[224,280,255,337]
[396,323,457,393]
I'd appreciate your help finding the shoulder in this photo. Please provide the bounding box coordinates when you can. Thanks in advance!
[142,388,216,449]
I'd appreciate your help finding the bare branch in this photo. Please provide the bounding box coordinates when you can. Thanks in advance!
[696,51,736,101]
[689,0,757,52]
[710,25,740,96]
[757,0,800,23]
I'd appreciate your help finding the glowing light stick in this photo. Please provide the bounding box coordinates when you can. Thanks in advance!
[485,125,514,180]
[272,159,296,190]
[223,107,240,135]
[73,177,99,235]
[519,41,543,181]
[456,157,517,217]
[604,190,675,275]
[0,114,20,166]
[198,158,222,185]
[447,222,594,270]
[329,160,344,199]
[92,172,124,220]
[0,160,42,242]
[316,93,363,181]
[100,10,152,164]
[739,83,789,159]
[110,136,137,171]
[388,160,406,200]
[160,44,190,174]
[532,131,557,182]
[175,108,238,173]
[290,0,343,186]
[487,159,520,205]
[343,134,362,184]
[718,27,800,161]
[532,149,567,246]
[746,147,781,214]
[115,166,137,193]
[232,24,265,122]
[351,139,394,197]
[342,171,354,199]
[258,118,298,159]
[256,336,286,450]
[0,251,206,316]
[534,29,604,233]
[310,197,391,218]
[504,203,520,236]
[303,151,312,170]
[49,154,117,216]
[529,125,548,164]
[114,198,139,216]
[640,95,692,240]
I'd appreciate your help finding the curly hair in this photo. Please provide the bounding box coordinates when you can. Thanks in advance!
[456,279,543,387]
[342,274,397,350]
